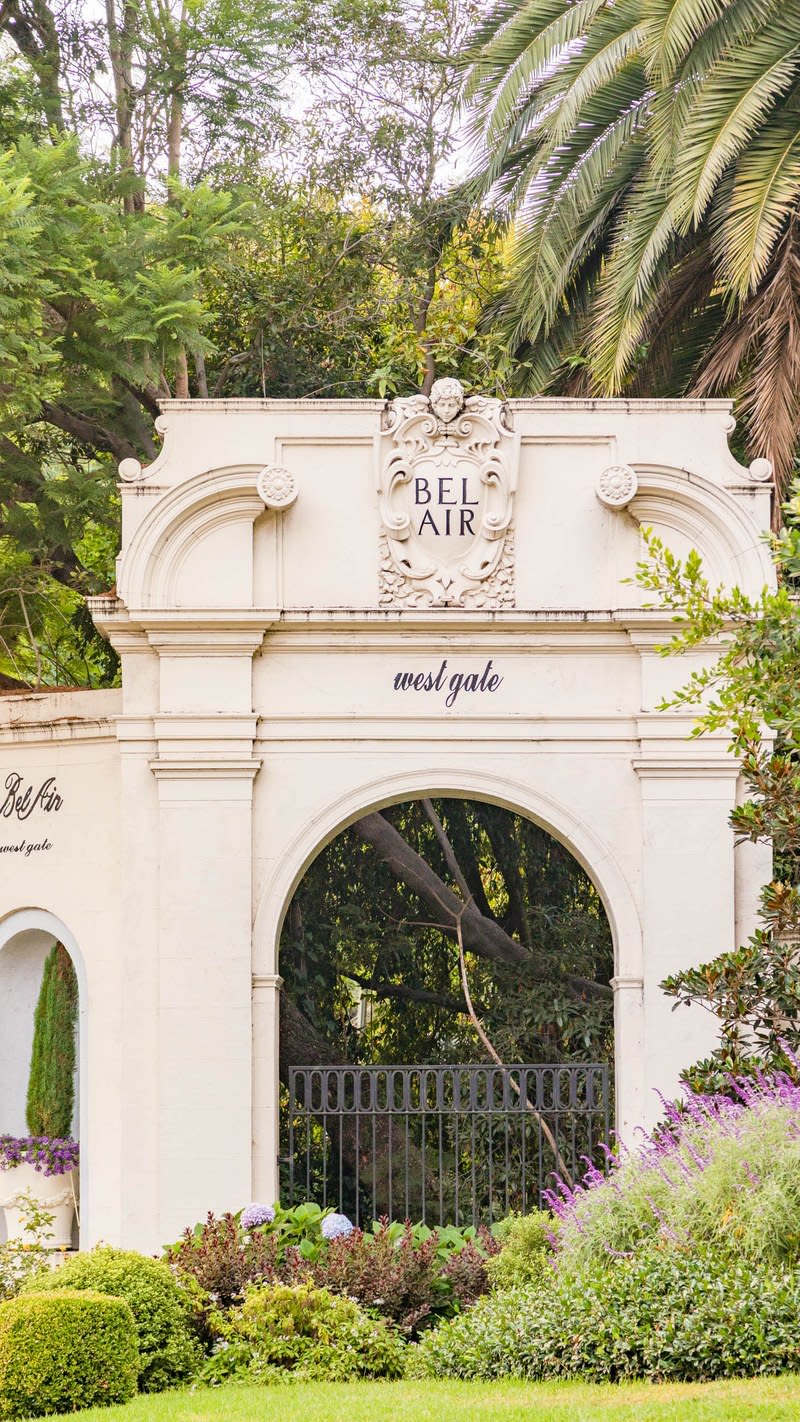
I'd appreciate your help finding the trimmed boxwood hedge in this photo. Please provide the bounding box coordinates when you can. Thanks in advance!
[24,1246,201,1392]
[0,1289,138,1417]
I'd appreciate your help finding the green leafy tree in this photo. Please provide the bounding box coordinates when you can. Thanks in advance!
[635,501,800,1090]
[280,797,614,1074]
[0,137,245,685]
[464,0,800,498]
[26,942,78,1139]
[287,0,509,395]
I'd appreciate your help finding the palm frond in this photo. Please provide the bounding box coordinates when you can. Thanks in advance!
[589,171,682,390]
[676,10,800,226]
[716,99,800,296]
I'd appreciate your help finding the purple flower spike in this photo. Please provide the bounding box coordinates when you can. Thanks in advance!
[321,1211,353,1239]
[241,1202,275,1229]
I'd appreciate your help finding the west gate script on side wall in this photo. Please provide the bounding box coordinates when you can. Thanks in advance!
[378,377,517,608]
[0,771,62,858]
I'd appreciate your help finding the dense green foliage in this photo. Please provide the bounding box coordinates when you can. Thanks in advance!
[0,1289,138,1417]
[485,1210,554,1290]
[202,1281,406,1383]
[465,0,800,494]
[0,0,506,689]
[26,1247,201,1393]
[412,1251,800,1382]
[25,941,77,1138]
[415,1078,800,1383]
[635,512,800,1089]
[281,797,614,1067]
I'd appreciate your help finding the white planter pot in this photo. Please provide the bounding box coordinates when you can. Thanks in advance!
[0,1162,78,1249]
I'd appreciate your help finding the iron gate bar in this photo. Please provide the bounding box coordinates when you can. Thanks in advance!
[283,1062,611,1229]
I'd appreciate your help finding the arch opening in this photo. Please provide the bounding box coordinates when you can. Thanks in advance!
[275,794,615,1227]
[0,910,85,1249]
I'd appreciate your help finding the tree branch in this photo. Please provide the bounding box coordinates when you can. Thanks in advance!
[354,812,612,1001]
[344,970,467,1016]
[455,914,573,1186]
[39,402,138,462]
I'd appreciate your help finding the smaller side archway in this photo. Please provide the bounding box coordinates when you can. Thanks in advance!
[0,909,88,1248]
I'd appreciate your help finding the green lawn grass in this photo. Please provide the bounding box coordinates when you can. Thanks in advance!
[67,1376,800,1422]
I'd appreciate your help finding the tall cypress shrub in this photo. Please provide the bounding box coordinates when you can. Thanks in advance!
[26,943,78,1139]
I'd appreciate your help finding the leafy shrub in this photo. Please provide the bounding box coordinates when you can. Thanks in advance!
[0,1289,138,1417]
[413,1248,800,1382]
[169,1207,496,1333]
[486,1210,555,1289]
[440,1236,498,1311]
[167,1211,282,1308]
[25,1246,201,1392]
[203,1281,405,1383]
[545,1074,800,1273]
[308,1220,446,1335]
[166,1202,331,1307]
[0,1199,54,1302]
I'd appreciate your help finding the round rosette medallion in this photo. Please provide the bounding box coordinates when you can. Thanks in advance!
[257,465,298,509]
[595,465,638,509]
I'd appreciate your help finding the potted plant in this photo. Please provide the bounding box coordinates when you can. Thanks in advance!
[0,943,79,1248]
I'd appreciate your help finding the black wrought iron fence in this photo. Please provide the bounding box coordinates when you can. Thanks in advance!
[281,1062,611,1227]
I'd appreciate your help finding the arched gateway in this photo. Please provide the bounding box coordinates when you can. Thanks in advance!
[0,388,774,1253]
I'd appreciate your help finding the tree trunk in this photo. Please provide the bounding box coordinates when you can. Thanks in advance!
[3,0,65,131]
[105,0,140,215]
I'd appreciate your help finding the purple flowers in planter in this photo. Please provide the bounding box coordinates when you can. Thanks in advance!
[321,1211,354,1240]
[0,1135,79,1177]
[241,1202,275,1230]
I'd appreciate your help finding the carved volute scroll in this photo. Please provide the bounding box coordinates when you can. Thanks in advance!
[378,378,516,608]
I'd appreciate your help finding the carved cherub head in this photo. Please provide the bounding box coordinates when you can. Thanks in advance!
[429,377,465,426]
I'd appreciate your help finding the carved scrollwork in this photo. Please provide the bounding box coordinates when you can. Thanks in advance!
[118,457,144,483]
[747,457,773,483]
[378,379,517,608]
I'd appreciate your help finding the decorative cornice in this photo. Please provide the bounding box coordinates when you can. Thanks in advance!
[150,758,261,781]
[633,756,738,779]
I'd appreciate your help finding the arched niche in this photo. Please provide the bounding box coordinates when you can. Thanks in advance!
[117,465,267,611]
[628,465,776,593]
[0,909,87,1247]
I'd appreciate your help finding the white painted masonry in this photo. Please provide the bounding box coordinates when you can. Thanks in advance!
[0,392,774,1254]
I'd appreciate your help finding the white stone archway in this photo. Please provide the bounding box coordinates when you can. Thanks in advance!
[0,391,775,1251]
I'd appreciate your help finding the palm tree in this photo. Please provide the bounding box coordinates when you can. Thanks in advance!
[464,0,800,499]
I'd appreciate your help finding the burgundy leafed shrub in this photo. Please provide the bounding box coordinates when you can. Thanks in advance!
[308,1221,442,1335]
[440,1234,498,1310]
[169,1210,498,1337]
[168,1213,281,1307]
[308,1220,497,1335]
